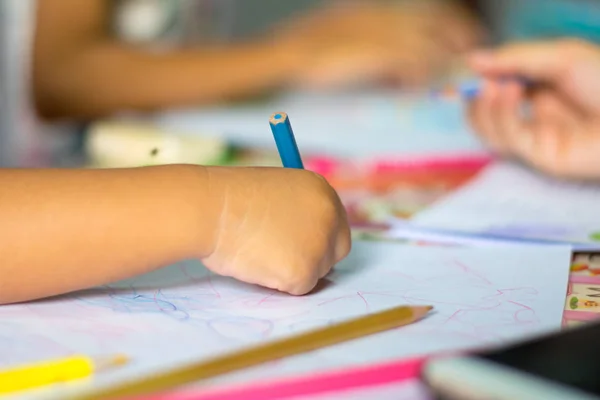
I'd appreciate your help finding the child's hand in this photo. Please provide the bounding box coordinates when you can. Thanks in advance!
[467,39,600,179]
[277,0,482,89]
[201,167,351,295]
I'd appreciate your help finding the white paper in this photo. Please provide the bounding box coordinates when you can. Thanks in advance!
[0,242,570,399]
[386,223,545,247]
[146,90,483,158]
[412,161,600,244]
[385,222,600,251]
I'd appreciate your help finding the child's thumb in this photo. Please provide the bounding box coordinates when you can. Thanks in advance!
[467,41,568,81]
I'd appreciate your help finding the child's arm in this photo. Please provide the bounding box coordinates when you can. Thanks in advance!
[0,165,218,303]
[0,165,350,304]
[34,0,482,120]
[34,0,301,120]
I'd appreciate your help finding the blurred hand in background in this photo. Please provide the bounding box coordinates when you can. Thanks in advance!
[467,39,600,180]
[281,0,483,89]
[34,0,483,121]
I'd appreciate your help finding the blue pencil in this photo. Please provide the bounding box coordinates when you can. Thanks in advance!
[432,77,532,100]
[269,112,304,169]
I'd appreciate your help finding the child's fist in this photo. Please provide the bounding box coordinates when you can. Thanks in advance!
[201,167,351,295]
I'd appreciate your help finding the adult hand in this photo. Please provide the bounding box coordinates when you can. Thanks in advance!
[467,39,600,180]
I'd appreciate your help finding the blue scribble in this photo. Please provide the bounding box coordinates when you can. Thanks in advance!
[75,285,190,321]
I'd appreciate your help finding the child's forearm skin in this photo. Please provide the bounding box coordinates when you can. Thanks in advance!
[33,0,299,119]
[0,165,219,304]
[34,42,299,119]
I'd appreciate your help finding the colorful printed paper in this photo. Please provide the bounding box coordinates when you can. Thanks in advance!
[412,162,600,244]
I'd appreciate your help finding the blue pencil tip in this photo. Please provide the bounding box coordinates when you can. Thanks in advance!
[274,113,282,119]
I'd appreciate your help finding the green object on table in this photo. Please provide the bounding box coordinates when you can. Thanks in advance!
[589,232,600,242]
[570,297,579,310]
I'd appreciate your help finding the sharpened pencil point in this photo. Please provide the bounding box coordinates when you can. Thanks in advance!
[269,112,288,125]
[96,354,129,371]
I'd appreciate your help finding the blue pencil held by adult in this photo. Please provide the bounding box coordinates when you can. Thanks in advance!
[432,77,533,100]
[269,112,304,169]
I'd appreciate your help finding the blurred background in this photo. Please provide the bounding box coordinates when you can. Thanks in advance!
[2,0,600,229]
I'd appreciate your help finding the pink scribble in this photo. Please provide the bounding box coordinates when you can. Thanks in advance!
[507,300,537,323]
[451,260,493,285]
[318,296,350,307]
[256,292,276,307]
[356,292,370,311]
[206,274,222,298]
[180,265,221,298]
[442,310,463,325]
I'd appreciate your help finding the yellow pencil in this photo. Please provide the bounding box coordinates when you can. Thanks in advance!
[0,354,128,395]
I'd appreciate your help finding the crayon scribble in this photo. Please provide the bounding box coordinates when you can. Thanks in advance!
[61,257,545,347]
[0,244,565,392]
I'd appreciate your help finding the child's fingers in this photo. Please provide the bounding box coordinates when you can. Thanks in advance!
[317,241,337,280]
[315,202,350,279]
[334,213,351,264]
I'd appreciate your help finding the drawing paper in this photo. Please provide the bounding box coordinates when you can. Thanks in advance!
[385,223,599,251]
[0,241,570,399]
[412,161,600,244]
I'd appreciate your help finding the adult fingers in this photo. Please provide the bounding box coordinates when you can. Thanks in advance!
[487,83,600,180]
[467,80,508,154]
[496,81,527,153]
[511,121,600,180]
[531,89,584,129]
[467,40,575,80]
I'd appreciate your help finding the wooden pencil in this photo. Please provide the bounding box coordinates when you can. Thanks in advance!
[70,305,433,400]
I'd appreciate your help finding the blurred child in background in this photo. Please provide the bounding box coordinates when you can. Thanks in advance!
[0,0,480,167]
[4,0,600,170]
